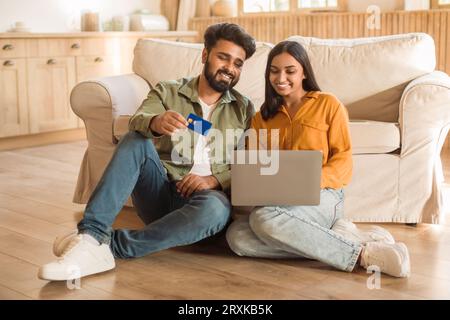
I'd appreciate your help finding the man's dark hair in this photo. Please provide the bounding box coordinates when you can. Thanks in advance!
[204,23,256,60]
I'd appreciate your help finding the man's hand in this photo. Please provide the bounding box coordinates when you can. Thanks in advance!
[150,110,188,136]
[176,174,220,198]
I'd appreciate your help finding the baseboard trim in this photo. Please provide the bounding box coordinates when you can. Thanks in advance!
[0,128,86,151]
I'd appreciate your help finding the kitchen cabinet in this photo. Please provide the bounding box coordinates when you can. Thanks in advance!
[0,31,198,139]
[0,58,28,137]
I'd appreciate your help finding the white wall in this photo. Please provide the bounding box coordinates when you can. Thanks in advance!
[0,0,161,32]
[347,0,405,12]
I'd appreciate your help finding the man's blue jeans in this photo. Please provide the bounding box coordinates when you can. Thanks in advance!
[77,131,231,259]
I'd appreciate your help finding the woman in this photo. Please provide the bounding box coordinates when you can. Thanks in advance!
[226,41,410,278]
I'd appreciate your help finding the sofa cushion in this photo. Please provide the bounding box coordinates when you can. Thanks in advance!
[114,116,399,155]
[133,39,203,87]
[286,33,436,122]
[132,38,273,109]
[349,120,400,154]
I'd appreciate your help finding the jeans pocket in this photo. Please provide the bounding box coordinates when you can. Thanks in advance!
[326,188,344,201]
[334,199,344,221]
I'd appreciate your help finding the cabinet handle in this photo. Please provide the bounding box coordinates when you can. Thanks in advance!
[3,60,15,67]
[2,44,14,51]
[94,57,103,63]
[71,43,81,49]
[47,59,57,65]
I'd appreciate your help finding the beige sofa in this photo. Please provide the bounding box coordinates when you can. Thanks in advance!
[71,33,450,224]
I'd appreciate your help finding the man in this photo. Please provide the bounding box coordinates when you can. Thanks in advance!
[38,23,256,281]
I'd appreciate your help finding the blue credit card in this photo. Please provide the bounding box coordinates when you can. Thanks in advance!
[186,113,212,136]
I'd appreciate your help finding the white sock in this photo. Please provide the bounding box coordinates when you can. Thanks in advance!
[82,233,100,246]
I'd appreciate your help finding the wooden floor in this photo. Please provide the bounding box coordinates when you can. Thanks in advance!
[0,141,450,300]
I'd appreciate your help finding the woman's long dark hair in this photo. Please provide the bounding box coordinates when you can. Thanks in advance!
[260,41,321,120]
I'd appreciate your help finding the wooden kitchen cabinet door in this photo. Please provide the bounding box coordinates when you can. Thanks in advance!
[27,57,77,133]
[0,58,29,137]
[75,55,120,82]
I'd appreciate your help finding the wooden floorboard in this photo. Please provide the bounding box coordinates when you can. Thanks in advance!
[0,139,449,299]
[0,193,82,225]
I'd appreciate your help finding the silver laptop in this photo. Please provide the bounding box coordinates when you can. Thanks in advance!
[231,150,322,206]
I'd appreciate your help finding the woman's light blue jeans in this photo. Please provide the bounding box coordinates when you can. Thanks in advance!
[77,131,231,259]
[226,188,362,272]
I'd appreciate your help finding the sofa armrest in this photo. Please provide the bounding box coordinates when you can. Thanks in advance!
[399,71,450,157]
[70,73,150,203]
[398,71,450,223]
[71,73,150,125]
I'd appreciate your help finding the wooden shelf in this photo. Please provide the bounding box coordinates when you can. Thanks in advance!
[0,31,198,39]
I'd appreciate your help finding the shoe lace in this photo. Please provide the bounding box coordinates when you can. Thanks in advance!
[363,246,385,269]
[59,236,82,260]
[370,233,384,241]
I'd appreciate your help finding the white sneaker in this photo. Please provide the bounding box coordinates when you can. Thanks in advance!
[38,235,115,281]
[53,230,78,257]
[360,242,411,278]
[332,219,395,244]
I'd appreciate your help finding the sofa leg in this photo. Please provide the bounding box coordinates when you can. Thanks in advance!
[405,223,417,227]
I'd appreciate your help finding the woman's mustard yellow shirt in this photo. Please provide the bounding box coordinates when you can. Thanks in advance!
[251,91,352,189]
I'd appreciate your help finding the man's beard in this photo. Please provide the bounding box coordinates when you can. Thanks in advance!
[204,58,239,93]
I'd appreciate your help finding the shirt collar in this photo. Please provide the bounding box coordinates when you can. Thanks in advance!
[303,91,320,100]
[279,91,319,116]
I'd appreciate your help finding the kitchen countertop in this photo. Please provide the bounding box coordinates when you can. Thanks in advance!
[0,31,198,39]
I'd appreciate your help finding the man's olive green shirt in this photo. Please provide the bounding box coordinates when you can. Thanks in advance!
[128,76,254,193]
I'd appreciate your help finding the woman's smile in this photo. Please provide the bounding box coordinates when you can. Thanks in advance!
[275,82,292,91]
